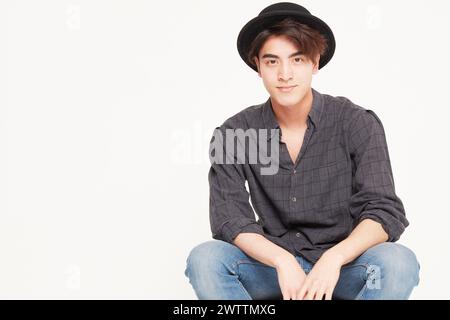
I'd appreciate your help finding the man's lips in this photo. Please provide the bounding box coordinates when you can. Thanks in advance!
[277,85,297,92]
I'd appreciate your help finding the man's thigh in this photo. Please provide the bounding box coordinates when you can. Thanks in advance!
[217,240,284,300]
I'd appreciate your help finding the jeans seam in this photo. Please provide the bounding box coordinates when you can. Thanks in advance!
[234,260,255,300]
[235,259,273,268]
[355,284,368,300]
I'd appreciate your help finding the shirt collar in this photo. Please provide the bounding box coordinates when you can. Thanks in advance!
[262,88,324,140]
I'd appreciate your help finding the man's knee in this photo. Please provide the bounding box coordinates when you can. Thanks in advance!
[365,242,420,295]
[184,240,237,279]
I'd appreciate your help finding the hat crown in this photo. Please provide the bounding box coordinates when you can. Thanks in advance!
[259,2,310,16]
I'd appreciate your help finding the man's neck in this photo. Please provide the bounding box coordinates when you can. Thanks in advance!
[271,88,313,130]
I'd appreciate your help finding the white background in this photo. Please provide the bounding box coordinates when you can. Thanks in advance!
[0,0,449,299]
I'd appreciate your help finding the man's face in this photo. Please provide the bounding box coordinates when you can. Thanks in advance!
[255,35,319,108]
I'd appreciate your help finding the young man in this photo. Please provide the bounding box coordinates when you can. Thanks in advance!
[184,2,420,300]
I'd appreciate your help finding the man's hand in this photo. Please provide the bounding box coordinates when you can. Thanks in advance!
[274,255,307,300]
[297,250,345,300]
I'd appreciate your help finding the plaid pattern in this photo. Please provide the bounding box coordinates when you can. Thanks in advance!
[208,88,408,263]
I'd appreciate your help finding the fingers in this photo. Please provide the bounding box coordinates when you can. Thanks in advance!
[325,289,333,300]
[284,281,334,300]
[300,278,318,300]
[282,289,296,300]
[314,285,327,300]
[295,288,305,300]
[296,284,308,300]
[304,283,318,300]
[297,282,329,300]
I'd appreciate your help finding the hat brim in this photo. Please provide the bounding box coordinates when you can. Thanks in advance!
[237,11,336,72]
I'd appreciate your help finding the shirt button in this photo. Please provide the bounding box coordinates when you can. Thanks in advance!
[291,196,296,202]
[293,169,297,174]
[296,232,301,238]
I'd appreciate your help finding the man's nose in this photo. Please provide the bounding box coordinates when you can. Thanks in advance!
[278,62,293,81]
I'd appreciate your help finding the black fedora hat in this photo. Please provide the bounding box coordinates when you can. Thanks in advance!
[237,2,336,72]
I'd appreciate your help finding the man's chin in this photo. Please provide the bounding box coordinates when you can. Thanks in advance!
[272,94,304,108]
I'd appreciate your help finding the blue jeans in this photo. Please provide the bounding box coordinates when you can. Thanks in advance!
[184,240,420,300]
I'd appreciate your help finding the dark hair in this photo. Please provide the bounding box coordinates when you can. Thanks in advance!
[247,18,328,69]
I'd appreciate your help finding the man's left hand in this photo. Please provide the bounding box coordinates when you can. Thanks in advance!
[296,250,344,300]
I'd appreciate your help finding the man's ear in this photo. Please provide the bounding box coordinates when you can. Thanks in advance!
[312,54,320,75]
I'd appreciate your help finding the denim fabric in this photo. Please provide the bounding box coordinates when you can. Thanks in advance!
[185,240,420,300]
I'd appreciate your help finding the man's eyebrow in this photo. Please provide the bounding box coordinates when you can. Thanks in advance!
[261,51,304,59]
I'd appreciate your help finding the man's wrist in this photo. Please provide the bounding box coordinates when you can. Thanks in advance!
[322,248,347,267]
[273,252,296,269]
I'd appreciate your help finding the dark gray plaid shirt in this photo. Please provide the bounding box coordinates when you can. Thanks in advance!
[208,88,408,263]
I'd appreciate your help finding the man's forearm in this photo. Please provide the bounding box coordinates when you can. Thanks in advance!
[324,218,389,266]
[233,233,296,268]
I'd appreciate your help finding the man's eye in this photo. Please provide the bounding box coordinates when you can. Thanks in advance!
[294,57,303,63]
[266,60,277,65]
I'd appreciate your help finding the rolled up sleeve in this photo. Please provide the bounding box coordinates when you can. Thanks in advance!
[208,123,265,243]
[347,110,409,242]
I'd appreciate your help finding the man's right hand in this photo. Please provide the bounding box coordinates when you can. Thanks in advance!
[275,255,307,300]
